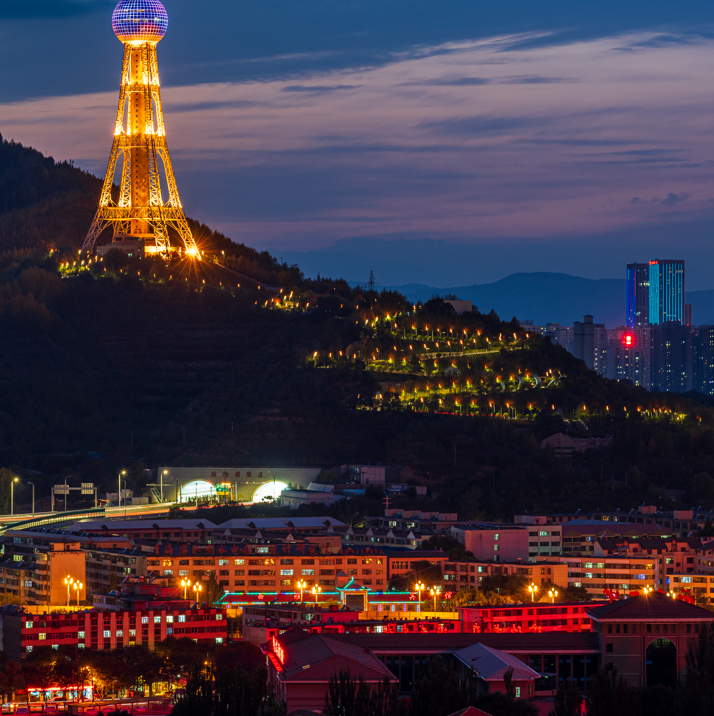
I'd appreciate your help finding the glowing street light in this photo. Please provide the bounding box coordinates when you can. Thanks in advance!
[181,578,190,599]
[297,580,307,602]
[548,589,559,603]
[430,585,441,612]
[643,586,654,596]
[414,582,425,603]
[193,582,203,605]
[528,584,539,602]
[312,585,322,604]
[118,470,127,509]
[73,581,83,607]
[64,577,75,607]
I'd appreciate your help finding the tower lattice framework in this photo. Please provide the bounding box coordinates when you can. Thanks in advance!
[83,41,198,256]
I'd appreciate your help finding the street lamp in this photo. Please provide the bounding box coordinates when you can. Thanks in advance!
[161,470,168,503]
[10,477,19,516]
[528,584,539,602]
[414,582,425,604]
[73,582,83,607]
[643,586,654,596]
[118,470,127,509]
[64,576,75,607]
[312,585,322,604]
[27,481,35,516]
[548,589,559,604]
[297,580,307,602]
[181,578,190,599]
[430,585,441,612]
[193,582,203,605]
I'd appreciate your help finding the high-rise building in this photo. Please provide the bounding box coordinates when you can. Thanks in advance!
[82,0,199,258]
[648,260,685,325]
[650,322,694,392]
[573,315,596,369]
[626,263,650,328]
[693,326,714,395]
[604,327,652,390]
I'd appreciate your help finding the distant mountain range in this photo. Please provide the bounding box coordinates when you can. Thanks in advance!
[383,274,714,328]
[272,238,714,327]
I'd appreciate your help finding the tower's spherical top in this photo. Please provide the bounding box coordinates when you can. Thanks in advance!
[112,0,168,43]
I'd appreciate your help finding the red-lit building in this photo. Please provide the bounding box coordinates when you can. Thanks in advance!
[0,604,227,661]
[458,602,596,634]
[262,628,397,713]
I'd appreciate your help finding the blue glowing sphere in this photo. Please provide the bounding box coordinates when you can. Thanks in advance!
[112,0,168,43]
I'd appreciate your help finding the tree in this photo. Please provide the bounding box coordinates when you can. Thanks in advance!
[421,535,474,562]
[205,571,225,607]
[324,668,403,716]
[409,657,476,716]
[550,682,584,716]
[587,667,640,716]
[678,624,714,714]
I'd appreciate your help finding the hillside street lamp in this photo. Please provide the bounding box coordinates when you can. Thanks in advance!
[73,581,83,607]
[548,589,559,604]
[297,580,307,602]
[528,584,539,602]
[64,576,75,607]
[430,585,441,612]
[312,585,322,604]
[414,582,425,604]
[193,582,203,605]
[181,578,190,599]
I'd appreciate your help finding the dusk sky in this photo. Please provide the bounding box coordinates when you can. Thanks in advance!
[1,0,714,286]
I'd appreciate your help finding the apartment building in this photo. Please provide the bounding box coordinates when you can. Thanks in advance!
[387,550,449,587]
[561,556,656,598]
[561,521,671,555]
[668,573,714,603]
[449,524,530,562]
[443,561,567,591]
[151,542,389,593]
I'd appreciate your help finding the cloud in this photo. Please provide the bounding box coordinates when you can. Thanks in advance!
[661,192,690,206]
[282,85,361,93]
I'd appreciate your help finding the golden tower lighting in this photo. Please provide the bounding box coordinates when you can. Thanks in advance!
[83,0,199,258]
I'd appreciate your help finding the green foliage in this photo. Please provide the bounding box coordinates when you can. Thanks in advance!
[172,664,285,716]
[421,535,474,561]
[389,560,443,591]
[324,669,403,716]
[587,667,641,716]
[205,571,225,607]
[408,658,476,716]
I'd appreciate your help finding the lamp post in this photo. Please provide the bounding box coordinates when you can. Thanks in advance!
[65,576,75,607]
[10,477,19,516]
[414,581,425,604]
[312,585,322,605]
[528,584,539,602]
[161,470,168,503]
[193,582,203,605]
[27,481,35,516]
[181,578,190,599]
[548,589,559,604]
[73,581,83,607]
[118,470,127,509]
[297,580,306,603]
[430,585,441,612]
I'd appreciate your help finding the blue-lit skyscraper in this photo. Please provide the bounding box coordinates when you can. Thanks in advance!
[626,263,649,328]
[649,259,685,325]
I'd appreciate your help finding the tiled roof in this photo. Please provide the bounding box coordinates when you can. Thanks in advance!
[273,629,396,683]
[588,593,714,620]
[453,643,540,681]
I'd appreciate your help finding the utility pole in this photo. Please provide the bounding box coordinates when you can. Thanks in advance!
[27,482,35,516]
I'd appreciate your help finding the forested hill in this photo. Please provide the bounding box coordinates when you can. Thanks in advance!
[3,137,714,524]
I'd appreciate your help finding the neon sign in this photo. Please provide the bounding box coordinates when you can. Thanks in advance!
[271,636,285,665]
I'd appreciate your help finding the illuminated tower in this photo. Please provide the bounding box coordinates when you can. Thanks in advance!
[83,0,199,257]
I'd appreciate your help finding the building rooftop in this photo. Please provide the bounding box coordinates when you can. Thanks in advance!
[453,643,541,682]
[588,593,714,621]
[273,629,396,682]
[219,517,346,530]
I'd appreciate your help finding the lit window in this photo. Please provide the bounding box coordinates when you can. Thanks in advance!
[103,631,110,638]
[219,559,229,566]
[52,645,58,651]
[129,630,136,637]
[163,570,173,576]
[167,628,173,635]
[494,534,500,541]
[234,559,245,565]
[154,617,161,624]
[280,569,294,576]
[78,644,85,649]
[302,569,315,576]
[166,616,174,623]
[142,616,149,624]
[216,637,224,644]
[179,615,186,623]
[25,621,33,629]
[78,631,85,639]
[216,614,223,621]
[116,630,123,637]
[26,646,32,653]
[179,570,189,576]
[515,687,521,698]
[38,633,46,640]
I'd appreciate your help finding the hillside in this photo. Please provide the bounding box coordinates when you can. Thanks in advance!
[3,138,714,522]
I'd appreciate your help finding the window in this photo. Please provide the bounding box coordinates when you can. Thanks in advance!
[494,545,500,552]
[539,531,549,537]
[154,617,161,624]
[494,533,500,541]
[302,569,315,576]
[234,559,245,565]
[116,630,123,637]
[103,631,110,638]
[25,621,33,629]
[179,570,189,576]
[163,570,173,576]
[179,615,186,623]
[39,633,46,640]
[78,631,85,639]
[515,687,521,698]
[219,559,229,566]
[216,614,223,621]
[167,616,174,623]
[280,569,294,576]
[52,645,58,651]
[167,628,173,635]
[26,646,32,653]
[216,638,224,644]
[24,580,32,588]
[130,629,136,637]
[142,617,149,624]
